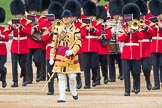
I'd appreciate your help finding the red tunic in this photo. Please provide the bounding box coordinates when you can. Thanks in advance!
[139,23,156,58]
[98,25,112,55]
[81,21,102,52]
[8,19,32,54]
[151,26,162,53]
[118,30,144,60]
[27,15,42,49]
[0,26,9,55]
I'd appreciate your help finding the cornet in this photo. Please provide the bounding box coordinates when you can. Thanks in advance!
[11,18,21,29]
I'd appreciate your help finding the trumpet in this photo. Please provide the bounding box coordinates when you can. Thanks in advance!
[129,19,139,30]
[11,18,21,29]
[13,24,21,29]
[139,19,144,26]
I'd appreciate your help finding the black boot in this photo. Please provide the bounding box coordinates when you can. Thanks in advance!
[11,82,18,87]
[1,70,7,88]
[76,73,82,89]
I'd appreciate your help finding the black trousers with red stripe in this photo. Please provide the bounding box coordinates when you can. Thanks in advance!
[122,60,141,93]
[0,55,7,82]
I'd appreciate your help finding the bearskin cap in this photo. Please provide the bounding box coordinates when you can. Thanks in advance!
[10,0,25,15]
[51,0,66,6]
[41,0,51,11]
[109,0,125,16]
[122,3,140,20]
[96,6,107,21]
[83,0,96,16]
[64,0,81,17]
[48,2,63,19]
[0,7,5,23]
[123,0,134,4]
[135,0,148,16]
[149,0,162,16]
[25,0,42,12]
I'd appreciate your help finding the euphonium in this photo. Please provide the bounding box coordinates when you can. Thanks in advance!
[130,19,139,30]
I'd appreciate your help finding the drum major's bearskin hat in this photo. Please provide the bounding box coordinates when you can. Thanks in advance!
[51,0,66,6]
[122,3,140,20]
[96,6,107,21]
[10,0,25,15]
[123,0,134,4]
[135,0,148,16]
[48,2,63,19]
[41,0,51,11]
[149,0,162,16]
[0,7,5,23]
[64,0,81,17]
[25,0,42,12]
[83,0,96,16]
[109,0,125,16]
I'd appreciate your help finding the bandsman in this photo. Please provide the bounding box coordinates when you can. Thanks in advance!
[24,0,42,84]
[8,0,32,87]
[0,7,9,88]
[108,0,125,82]
[96,5,112,85]
[118,3,144,96]
[49,9,81,102]
[82,0,101,89]
[149,0,162,90]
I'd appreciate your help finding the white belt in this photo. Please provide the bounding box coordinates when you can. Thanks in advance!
[152,37,162,40]
[86,36,98,39]
[0,41,5,44]
[13,37,27,40]
[124,43,139,46]
[139,39,150,42]
[47,44,52,47]
[46,43,52,49]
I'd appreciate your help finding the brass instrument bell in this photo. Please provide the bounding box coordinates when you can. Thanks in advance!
[130,19,139,30]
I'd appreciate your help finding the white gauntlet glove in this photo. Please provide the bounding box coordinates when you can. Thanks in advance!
[49,59,54,65]
[65,50,73,56]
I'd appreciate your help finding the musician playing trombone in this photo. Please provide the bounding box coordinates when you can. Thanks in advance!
[8,0,32,87]
[49,9,82,103]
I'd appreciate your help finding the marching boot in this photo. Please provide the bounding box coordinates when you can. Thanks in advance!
[76,73,82,89]
[57,74,66,103]
[11,82,18,87]
[146,77,152,90]
[144,70,152,90]
[22,76,27,86]
[68,74,78,100]
[1,70,7,88]
[104,77,109,84]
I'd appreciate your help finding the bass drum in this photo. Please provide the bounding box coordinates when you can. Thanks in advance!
[109,43,120,54]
